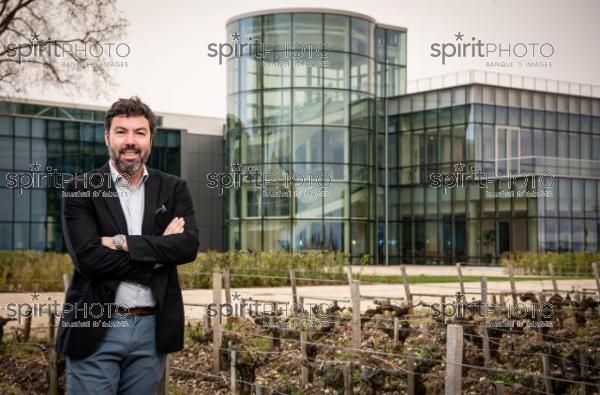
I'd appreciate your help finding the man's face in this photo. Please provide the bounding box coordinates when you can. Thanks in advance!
[105,115,152,175]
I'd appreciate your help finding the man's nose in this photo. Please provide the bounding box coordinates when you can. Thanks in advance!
[125,132,136,145]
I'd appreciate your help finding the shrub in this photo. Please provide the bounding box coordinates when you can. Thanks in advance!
[0,250,361,291]
[501,251,600,276]
[0,251,72,291]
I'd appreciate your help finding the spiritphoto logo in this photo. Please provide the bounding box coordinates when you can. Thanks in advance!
[208,31,331,66]
[431,292,555,326]
[4,162,130,196]
[427,162,555,197]
[206,162,332,197]
[0,291,135,326]
[207,291,333,329]
[3,31,130,69]
[430,32,555,68]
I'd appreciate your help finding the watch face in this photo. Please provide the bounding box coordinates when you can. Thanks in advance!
[114,235,125,247]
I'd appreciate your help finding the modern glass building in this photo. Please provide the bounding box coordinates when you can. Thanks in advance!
[223,10,599,265]
[224,9,407,263]
[386,71,600,264]
[0,100,182,251]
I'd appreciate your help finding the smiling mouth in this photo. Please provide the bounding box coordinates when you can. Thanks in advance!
[120,149,141,160]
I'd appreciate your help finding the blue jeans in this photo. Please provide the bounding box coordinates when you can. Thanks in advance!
[66,314,166,395]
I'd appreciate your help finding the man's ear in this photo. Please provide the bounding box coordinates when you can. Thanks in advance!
[105,130,110,147]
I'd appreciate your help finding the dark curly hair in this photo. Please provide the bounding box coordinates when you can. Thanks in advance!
[105,96,157,135]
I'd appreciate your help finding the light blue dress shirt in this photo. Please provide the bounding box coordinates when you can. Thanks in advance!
[108,161,156,308]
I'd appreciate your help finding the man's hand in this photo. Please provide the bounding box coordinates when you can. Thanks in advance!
[163,217,185,235]
[101,236,125,250]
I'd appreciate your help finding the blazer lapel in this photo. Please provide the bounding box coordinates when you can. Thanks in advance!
[98,162,129,235]
[142,167,161,235]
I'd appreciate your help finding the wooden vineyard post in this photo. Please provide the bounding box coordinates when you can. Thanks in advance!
[542,354,553,394]
[347,265,353,286]
[548,263,558,294]
[223,268,231,306]
[481,277,491,367]
[493,381,506,395]
[23,305,32,342]
[48,312,56,342]
[445,324,464,395]
[401,265,413,308]
[580,347,588,395]
[456,263,465,296]
[407,353,416,395]
[300,330,312,385]
[343,361,353,395]
[508,266,518,306]
[393,317,399,346]
[229,341,238,395]
[289,268,298,306]
[212,271,223,373]
[350,280,361,349]
[48,346,58,395]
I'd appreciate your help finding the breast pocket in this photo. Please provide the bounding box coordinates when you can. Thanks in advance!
[154,199,171,234]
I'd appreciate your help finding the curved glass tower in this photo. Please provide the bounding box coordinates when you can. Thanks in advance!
[225,9,406,263]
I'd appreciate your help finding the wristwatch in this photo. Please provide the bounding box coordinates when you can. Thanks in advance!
[112,234,126,250]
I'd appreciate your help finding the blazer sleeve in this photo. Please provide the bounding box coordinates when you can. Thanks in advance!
[126,179,200,265]
[62,179,154,284]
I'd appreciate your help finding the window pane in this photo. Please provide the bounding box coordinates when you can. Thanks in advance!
[351,18,370,56]
[263,184,291,217]
[293,219,322,251]
[350,93,371,129]
[324,183,348,217]
[323,127,348,163]
[0,137,13,169]
[293,13,322,48]
[263,89,291,125]
[15,137,30,170]
[264,220,290,251]
[324,15,349,52]
[324,90,349,126]
[350,54,369,92]
[293,126,322,162]
[240,92,261,126]
[294,181,322,218]
[15,117,30,137]
[264,13,291,43]
[241,56,261,91]
[241,220,261,250]
[0,116,13,136]
[13,223,30,249]
[264,127,291,163]
[241,127,261,164]
[324,52,348,89]
[386,30,406,65]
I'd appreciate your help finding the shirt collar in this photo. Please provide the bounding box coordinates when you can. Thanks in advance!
[108,160,149,188]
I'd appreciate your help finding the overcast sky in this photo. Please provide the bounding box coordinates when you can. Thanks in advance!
[23,0,600,118]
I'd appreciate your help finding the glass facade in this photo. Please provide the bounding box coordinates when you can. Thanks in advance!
[0,101,181,251]
[225,10,406,262]
[387,85,600,264]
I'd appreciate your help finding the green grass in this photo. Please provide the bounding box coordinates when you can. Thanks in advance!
[358,274,590,284]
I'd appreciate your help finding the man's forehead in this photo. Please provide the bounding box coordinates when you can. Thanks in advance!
[110,115,150,129]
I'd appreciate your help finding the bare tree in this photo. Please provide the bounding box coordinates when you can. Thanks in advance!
[0,0,128,97]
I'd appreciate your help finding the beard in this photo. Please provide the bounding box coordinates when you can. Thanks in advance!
[108,144,150,175]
